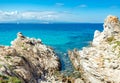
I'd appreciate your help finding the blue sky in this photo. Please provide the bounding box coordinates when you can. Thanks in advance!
[0,0,120,23]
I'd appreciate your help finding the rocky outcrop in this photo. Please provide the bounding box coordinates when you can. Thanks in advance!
[92,15,120,46]
[0,32,60,83]
[68,15,120,83]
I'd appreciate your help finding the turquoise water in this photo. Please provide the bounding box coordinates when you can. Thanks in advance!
[0,23,103,71]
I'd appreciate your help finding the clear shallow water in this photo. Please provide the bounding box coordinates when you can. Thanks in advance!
[0,23,103,71]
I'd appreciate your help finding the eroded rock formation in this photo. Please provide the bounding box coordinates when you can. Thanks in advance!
[0,32,60,83]
[68,15,120,83]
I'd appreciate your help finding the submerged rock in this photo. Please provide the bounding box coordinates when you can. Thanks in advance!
[0,32,60,83]
[68,15,120,83]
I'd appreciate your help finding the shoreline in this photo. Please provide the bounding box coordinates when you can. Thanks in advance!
[1,15,119,82]
[69,15,120,83]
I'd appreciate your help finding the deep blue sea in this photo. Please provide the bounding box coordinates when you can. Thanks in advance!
[0,23,103,72]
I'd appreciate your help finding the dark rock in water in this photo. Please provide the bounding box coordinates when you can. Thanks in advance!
[0,32,60,83]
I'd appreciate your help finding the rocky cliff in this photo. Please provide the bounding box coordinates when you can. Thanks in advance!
[0,32,60,83]
[68,15,120,83]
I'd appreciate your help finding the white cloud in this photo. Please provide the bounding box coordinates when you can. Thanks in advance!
[0,11,60,23]
[0,11,19,21]
[0,10,89,23]
[78,4,87,8]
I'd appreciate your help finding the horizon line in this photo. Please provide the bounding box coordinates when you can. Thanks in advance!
[0,22,104,24]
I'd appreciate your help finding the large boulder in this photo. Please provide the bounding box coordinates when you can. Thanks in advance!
[0,32,60,83]
[68,15,120,83]
[92,15,120,46]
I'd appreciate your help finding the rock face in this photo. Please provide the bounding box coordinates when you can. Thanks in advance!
[68,15,120,83]
[93,15,120,46]
[0,32,60,83]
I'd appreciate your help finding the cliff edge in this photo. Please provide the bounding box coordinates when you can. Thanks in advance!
[68,15,120,83]
[0,32,60,83]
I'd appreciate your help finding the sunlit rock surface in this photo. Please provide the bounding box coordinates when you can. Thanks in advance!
[0,32,60,83]
[68,15,120,83]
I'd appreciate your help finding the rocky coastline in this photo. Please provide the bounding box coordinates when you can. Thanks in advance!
[0,32,60,83]
[0,15,120,83]
[68,15,120,83]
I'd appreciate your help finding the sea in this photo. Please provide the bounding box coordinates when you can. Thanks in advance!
[0,23,103,73]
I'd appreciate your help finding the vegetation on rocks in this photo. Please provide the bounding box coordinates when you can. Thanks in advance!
[0,75,21,83]
[106,36,115,43]
[68,15,120,83]
[1,15,120,83]
[0,32,60,83]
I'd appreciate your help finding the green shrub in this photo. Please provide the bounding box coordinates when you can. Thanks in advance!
[4,56,11,59]
[9,77,21,83]
[115,41,120,46]
[0,75,21,83]
[106,36,115,43]
[113,41,120,49]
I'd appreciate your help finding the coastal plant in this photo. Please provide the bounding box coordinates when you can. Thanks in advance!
[4,56,11,61]
[54,70,81,79]
[106,36,115,43]
[68,71,81,79]
[113,41,120,49]
[0,74,21,83]
[0,64,3,68]
[115,41,120,46]
[8,77,21,83]
[21,44,27,50]
[53,70,81,83]
[54,71,61,76]
[117,50,120,58]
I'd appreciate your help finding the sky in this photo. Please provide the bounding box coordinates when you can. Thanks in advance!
[0,0,120,23]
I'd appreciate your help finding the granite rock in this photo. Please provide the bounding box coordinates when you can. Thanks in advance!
[0,32,60,83]
[68,15,120,83]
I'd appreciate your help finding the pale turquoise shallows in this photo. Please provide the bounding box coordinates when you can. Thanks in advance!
[0,23,103,72]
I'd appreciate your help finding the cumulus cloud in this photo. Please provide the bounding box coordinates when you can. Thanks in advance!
[78,4,87,8]
[21,11,58,20]
[0,11,19,22]
[0,10,83,23]
[0,11,60,23]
